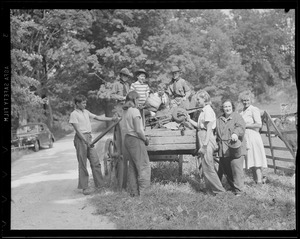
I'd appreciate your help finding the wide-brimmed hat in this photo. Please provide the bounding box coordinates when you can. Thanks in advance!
[228,139,242,158]
[171,66,181,73]
[228,139,242,149]
[135,69,149,78]
[120,68,132,77]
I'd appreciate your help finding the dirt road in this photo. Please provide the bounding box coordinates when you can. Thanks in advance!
[11,129,116,230]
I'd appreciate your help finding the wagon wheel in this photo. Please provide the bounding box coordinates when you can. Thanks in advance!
[113,123,126,190]
[103,138,114,176]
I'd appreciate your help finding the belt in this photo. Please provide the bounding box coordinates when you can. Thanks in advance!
[198,128,207,131]
[82,132,91,134]
[173,95,184,98]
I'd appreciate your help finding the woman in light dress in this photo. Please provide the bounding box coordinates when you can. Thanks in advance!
[239,90,268,185]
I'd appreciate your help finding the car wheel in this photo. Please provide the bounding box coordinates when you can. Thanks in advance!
[33,141,40,152]
[49,139,53,148]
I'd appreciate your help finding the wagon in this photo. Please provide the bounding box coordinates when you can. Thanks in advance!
[91,107,199,190]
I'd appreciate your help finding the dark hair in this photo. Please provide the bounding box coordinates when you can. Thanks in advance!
[122,91,140,110]
[220,99,236,114]
[74,94,87,104]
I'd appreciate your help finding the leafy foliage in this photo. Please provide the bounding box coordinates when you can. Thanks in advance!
[11,9,296,129]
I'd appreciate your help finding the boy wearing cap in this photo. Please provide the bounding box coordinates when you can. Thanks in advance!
[111,68,132,116]
[111,68,132,102]
[130,69,150,107]
[166,66,191,109]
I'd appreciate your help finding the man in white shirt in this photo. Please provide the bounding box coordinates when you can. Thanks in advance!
[69,94,115,195]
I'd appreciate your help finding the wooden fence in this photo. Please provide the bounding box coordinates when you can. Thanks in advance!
[260,111,297,174]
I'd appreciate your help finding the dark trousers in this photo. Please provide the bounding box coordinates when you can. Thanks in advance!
[218,156,245,192]
[124,134,151,196]
[74,133,104,189]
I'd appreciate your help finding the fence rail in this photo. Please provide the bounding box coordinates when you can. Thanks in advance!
[265,155,295,163]
[267,164,295,173]
[269,113,297,118]
[261,111,297,174]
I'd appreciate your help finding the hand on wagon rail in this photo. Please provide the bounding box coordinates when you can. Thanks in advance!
[112,113,121,122]
[185,112,191,121]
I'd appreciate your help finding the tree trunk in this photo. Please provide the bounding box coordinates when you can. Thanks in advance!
[46,98,54,128]
[19,110,28,126]
[42,55,54,128]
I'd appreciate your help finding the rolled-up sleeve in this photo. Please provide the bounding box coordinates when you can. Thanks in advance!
[69,112,78,124]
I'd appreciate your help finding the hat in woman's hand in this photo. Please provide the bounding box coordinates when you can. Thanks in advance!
[228,139,242,158]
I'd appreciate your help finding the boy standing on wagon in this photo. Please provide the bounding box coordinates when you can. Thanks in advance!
[130,69,150,108]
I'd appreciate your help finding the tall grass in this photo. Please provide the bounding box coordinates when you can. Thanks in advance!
[11,149,32,163]
[89,156,296,230]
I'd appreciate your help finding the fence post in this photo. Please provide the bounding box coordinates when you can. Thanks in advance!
[262,111,277,173]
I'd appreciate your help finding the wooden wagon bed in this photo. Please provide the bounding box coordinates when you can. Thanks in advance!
[145,128,197,155]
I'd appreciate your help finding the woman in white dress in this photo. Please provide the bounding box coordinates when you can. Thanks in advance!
[239,90,268,185]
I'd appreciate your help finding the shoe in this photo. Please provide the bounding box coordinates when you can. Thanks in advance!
[234,192,242,197]
[262,176,267,184]
[233,190,242,196]
[83,188,94,195]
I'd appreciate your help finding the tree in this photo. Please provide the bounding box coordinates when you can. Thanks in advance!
[11,9,98,128]
[231,9,295,98]
[10,11,45,126]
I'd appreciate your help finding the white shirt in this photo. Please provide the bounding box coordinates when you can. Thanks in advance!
[197,104,216,130]
[69,108,96,133]
[240,105,262,125]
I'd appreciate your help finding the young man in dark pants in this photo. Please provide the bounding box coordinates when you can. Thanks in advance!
[69,94,116,195]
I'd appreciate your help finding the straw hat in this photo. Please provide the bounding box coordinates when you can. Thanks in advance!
[171,66,181,73]
[135,69,149,78]
[119,68,132,77]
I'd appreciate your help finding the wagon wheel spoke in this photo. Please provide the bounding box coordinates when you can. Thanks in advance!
[103,138,113,176]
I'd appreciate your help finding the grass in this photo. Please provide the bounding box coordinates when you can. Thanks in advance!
[11,148,33,163]
[11,112,296,230]
[88,108,296,230]
[89,155,296,230]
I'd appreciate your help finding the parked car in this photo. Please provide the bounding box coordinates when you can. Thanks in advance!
[11,123,55,152]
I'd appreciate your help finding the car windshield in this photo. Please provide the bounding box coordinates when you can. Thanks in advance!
[17,125,39,135]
